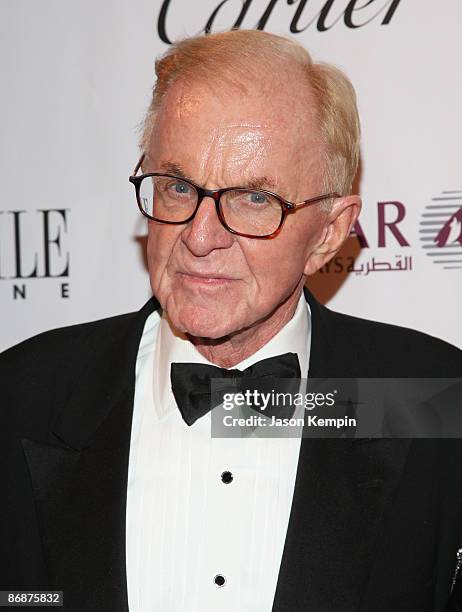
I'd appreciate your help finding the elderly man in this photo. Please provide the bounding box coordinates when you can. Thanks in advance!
[1,29,462,612]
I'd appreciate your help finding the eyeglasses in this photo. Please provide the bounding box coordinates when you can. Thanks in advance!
[129,153,340,239]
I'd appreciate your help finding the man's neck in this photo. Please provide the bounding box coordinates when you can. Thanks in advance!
[187,282,304,368]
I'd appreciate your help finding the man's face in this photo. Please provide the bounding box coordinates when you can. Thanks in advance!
[145,76,352,339]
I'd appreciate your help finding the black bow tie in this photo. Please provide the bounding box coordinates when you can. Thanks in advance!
[170,352,301,426]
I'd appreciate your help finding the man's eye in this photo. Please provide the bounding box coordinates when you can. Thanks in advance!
[247,192,268,205]
[167,181,192,195]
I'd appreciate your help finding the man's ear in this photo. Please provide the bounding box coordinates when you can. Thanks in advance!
[304,195,361,276]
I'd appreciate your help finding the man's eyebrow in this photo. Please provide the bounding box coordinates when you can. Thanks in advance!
[159,161,278,191]
[159,161,192,180]
[243,176,277,191]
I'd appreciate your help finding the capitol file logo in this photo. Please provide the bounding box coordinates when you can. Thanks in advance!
[420,191,462,271]
[0,208,70,300]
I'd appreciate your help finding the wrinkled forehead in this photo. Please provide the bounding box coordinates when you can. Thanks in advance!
[153,74,318,147]
[147,76,322,192]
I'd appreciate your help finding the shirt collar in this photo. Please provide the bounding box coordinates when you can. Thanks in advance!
[152,291,311,421]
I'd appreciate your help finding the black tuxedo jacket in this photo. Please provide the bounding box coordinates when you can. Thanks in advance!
[1,287,462,611]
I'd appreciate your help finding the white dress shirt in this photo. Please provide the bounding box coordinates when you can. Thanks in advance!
[125,292,311,612]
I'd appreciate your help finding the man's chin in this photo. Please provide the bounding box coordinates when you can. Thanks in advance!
[167,303,242,340]
[177,318,235,341]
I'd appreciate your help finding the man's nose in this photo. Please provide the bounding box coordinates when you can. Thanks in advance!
[181,196,234,256]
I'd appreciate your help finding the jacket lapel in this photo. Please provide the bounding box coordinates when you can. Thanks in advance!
[21,297,159,611]
[271,288,411,611]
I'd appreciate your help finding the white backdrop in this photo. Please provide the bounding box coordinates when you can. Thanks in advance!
[1,0,461,352]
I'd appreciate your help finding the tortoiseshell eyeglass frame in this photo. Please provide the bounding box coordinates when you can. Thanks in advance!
[129,153,340,239]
